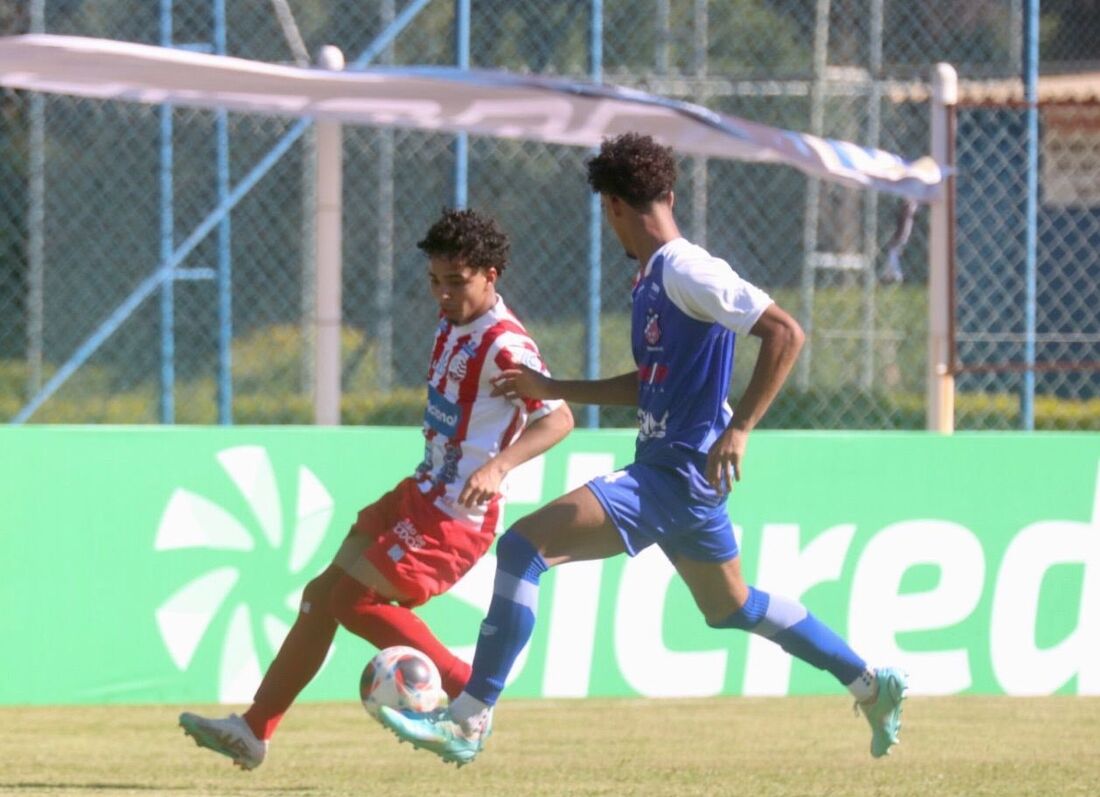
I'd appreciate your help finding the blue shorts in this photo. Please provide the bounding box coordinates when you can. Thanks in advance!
[586,460,738,563]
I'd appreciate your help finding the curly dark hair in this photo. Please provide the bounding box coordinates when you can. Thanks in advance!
[416,208,510,274]
[586,133,677,209]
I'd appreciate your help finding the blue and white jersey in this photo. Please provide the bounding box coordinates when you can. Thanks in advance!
[632,238,772,474]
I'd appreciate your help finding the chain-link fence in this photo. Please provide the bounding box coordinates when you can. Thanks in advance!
[1,0,1098,429]
[954,95,1100,430]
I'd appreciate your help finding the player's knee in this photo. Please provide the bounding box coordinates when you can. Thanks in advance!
[705,586,767,630]
[705,607,747,629]
[328,575,383,626]
[300,566,343,617]
[495,528,548,580]
[507,514,547,548]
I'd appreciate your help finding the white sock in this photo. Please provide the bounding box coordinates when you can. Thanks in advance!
[847,667,877,703]
[450,692,492,733]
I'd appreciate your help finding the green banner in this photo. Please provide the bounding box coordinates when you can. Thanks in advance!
[1,427,1097,705]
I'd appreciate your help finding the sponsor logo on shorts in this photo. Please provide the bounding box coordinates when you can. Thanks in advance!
[387,544,405,562]
[393,517,426,550]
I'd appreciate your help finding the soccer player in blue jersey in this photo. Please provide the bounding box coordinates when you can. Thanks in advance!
[379,132,907,764]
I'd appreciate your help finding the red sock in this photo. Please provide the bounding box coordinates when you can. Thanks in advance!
[331,576,472,699]
[243,567,342,741]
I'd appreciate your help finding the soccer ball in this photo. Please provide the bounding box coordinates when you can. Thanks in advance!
[360,645,443,719]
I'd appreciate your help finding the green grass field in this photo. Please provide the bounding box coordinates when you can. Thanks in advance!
[2,697,1097,796]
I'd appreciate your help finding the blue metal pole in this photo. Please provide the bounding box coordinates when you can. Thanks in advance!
[351,0,433,69]
[27,0,46,397]
[214,0,232,424]
[1022,0,1038,430]
[11,122,307,425]
[585,0,603,429]
[454,0,470,208]
[159,0,175,423]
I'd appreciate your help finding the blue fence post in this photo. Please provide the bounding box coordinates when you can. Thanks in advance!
[454,0,470,209]
[159,0,175,424]
[214,0,233,424]
[585,0,604,429]
[1022,0,1039,430]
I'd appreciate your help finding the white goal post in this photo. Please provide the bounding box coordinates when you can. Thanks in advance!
[928,63,958,433]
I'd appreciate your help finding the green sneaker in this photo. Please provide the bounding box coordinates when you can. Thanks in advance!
[377,705,489,768]
[858,667,908,758]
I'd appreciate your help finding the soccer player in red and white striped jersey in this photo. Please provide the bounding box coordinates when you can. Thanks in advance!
[179,208,573,771]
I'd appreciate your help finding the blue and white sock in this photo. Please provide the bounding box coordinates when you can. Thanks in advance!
[458,530,548,711]
[711,586,874,698]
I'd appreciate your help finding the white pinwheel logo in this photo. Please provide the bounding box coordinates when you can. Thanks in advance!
[153,445,334,702]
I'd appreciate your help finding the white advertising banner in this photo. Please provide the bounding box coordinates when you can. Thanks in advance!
[0,34,943,202]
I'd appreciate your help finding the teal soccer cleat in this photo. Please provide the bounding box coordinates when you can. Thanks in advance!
[377,705,490,768]
[858,667,909,758]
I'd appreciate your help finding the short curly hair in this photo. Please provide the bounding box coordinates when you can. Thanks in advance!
[586,133,677,209]
[417,208,510,274]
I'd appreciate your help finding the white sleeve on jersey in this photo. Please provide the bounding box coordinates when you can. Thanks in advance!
[662,247,774,335]
[488,334,563,424]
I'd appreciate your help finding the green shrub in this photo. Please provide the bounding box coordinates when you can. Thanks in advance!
[1,312,1096,431]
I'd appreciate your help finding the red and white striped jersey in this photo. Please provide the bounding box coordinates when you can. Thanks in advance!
[414,295,561,530]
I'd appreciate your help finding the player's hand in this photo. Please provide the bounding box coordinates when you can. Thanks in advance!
[705,426,748,493]
[458,462,506,507]
[490,366,553,401]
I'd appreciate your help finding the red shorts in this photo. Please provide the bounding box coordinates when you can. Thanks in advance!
[334,478,497,607]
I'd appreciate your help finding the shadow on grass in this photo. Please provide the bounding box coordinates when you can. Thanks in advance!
[2,784,309,793]
[2,785,187,792]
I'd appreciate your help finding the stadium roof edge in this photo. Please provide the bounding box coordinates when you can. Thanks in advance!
[887,72,1100,106]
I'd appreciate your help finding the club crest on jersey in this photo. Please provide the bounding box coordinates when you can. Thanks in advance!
[519,349,542,371]
[447,342,478,382]
[644,310,662,346]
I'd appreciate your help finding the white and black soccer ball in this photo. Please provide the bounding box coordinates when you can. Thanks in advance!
[360,645,443,719]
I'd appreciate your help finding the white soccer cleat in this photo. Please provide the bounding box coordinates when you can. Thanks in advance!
[179,712,268,770]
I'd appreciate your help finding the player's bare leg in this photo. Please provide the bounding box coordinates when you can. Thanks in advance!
[674,554,906,756]
[511,485,628,565]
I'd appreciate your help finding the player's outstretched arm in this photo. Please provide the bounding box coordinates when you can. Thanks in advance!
[492,367,639,407]
[705,303,804,491]
[457,403,575,507]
